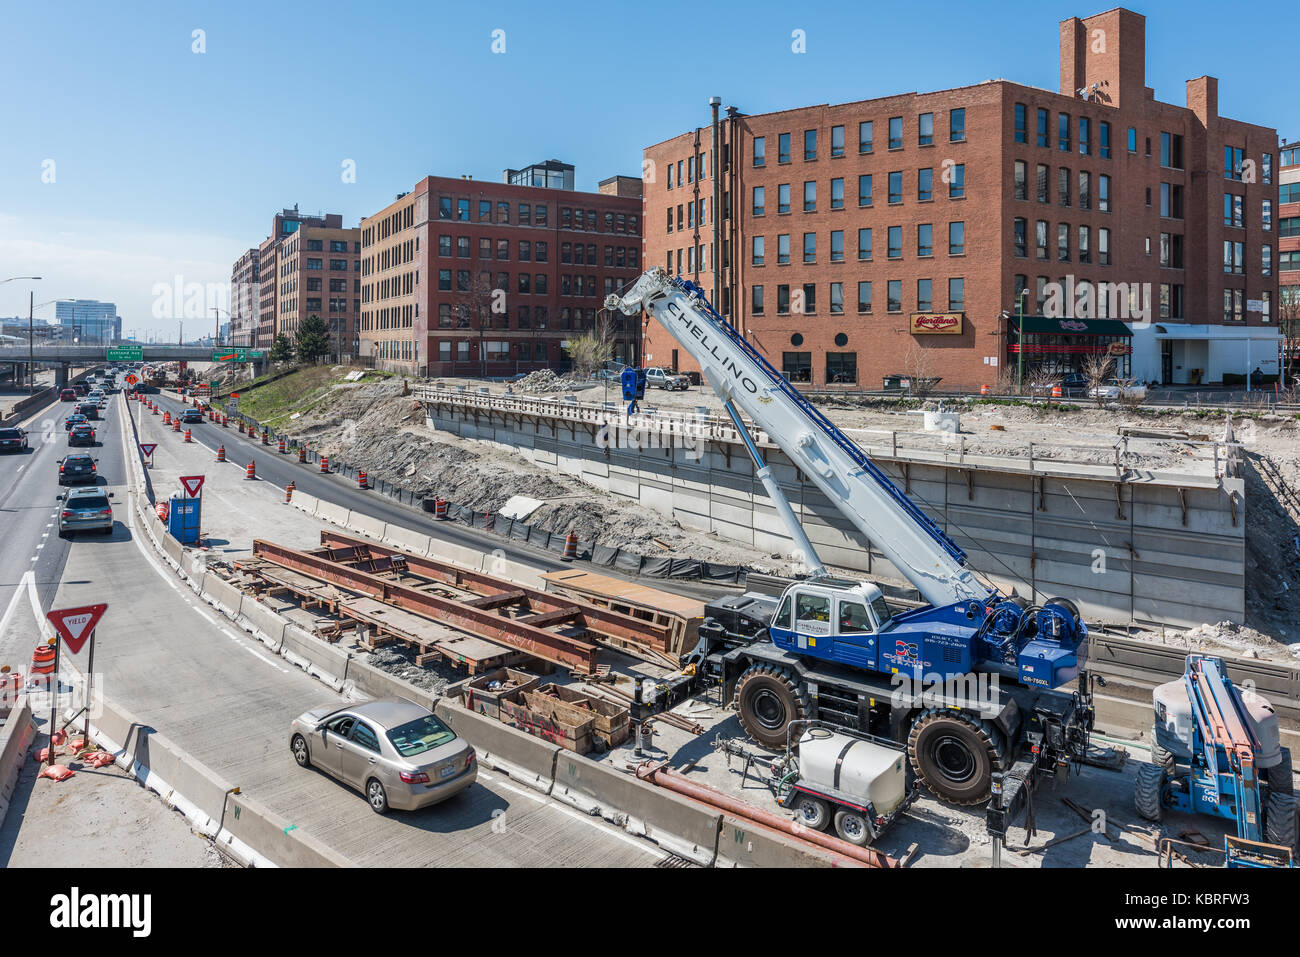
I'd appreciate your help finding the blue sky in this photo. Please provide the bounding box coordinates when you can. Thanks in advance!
[0,0,1293,338]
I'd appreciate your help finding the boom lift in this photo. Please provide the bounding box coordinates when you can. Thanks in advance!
[606,268,1095,847]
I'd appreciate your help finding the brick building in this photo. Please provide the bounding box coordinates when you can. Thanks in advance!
[1281,143,1300,378]
[642,7,1280,391]
[229,247,259,346]
[358,169,643,377]
[243,207,360,355]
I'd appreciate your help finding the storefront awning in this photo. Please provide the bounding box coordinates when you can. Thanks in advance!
[1014,316,1133,336]
[1152,324,1281,341]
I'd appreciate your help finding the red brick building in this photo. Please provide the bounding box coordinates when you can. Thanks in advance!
[1280,143,1300,378]
[359,166,643,377]
[642,8,1280,391]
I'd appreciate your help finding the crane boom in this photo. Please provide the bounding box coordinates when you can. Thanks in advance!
[607,268,991,608]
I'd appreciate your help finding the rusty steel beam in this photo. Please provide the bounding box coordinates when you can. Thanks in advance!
[464,590,528,610]
[316,530,672,649]
[252,539,598,673]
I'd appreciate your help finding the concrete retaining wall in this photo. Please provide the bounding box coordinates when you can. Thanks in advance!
[433,700,559,794]
[0,702,36,827]
[428,401,1246,628]
[713,814,849,868]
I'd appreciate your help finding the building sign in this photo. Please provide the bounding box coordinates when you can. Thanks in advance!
[1247,300,1264,313]
[910,312,964,335]
[1107,342,1132,356]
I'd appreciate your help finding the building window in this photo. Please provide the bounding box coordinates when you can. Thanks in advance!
[1058,112,1070,152]
[1078,225,1090,264]
[918,167,933,202]
[888,225,902,259]
[948,164,964,199]
[1098,174,1111,212]
[1079,116,1090,155]
[830,282,844,314]
[888,171,902,204]
[1058,167,1071,207]
[1263,199,1272,231]
[778,133,791,163]
[1224,288,1244,322]
[915,278,933,312]
[1014,103,1027,143]
[753,186,765,216]
[1223,193,1244,228]
[1058,223,1070,261]
[1036,164,1049,203]
[1036,220,1048,260]
[1036,108,1049,148]
[1224,145,1244,181]
[438,196,452,220]
[777,234,790,264]
[753,137,766,167]
[804,129,817,161]
[1224,240,1244,274]
[803,232,816,263]
[830,177,844,209]
[777,284,790,314]
[438,235,452,256]
[1263,152,1273,184]
[826,353,856,384]
[1079,171,1091,210]
[858,174,872,207]
[804,180,817,212]
[830,230,844,262]
[858,228,872,261]
[752,285,765,314]
[778,184,791,214]
[857,281,872,313]
[859,121,873,154]
[1099,121,1111,158]
[1263,244,1272,276]
[438,269,451,290]
[948,277,964,312]
[950,108,965,143]
[917,223,933,257]
[887,280,902,313]
[1099,228,1111,265]
[831,125,845,158]
[1013,218,1027,258]
[783,352,811,382]
[949,221,965,256]
[1014,161,1027,201]
[1160,182,1183,219]
[1160,132,1184,169]
[888,116,902,149]
[919,112,934,146]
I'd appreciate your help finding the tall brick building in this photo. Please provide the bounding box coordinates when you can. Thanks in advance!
[359,168,642,376]
[1281,143,1300,377]
[240,207,361,355]
[229,247,259,346]
[642,7,1280,390]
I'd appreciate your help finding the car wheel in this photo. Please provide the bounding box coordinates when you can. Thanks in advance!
[291,734,311,768]
[833,808,872,846]
[793,795,830,831]
[366,778,389,814]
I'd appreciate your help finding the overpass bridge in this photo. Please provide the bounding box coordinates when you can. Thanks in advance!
[0,344,261,387]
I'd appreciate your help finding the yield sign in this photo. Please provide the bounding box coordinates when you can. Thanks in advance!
[139,443,157,457]
[47,604,108,655]
[179,475,205,497]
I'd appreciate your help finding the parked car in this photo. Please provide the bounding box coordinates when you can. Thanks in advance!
[289,698,477,814]
[57,486,113,536]
[58,453,98,485]
[59,388,77,402]
[63,413,87,432]
[179,407,205,424]
[645,367,690,391]
[1088,378,1148,401]
[67,423,97,447]
[0,427,28,453]
[1030,372,1090,398]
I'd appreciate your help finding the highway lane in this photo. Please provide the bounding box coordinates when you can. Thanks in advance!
[35,389,663,867]
[147,389,739,604]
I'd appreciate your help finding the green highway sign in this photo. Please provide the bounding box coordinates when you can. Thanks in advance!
[212,348,265,362]
[107,345,143,361]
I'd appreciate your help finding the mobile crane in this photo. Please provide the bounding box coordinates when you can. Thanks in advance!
[605,268,1095,844]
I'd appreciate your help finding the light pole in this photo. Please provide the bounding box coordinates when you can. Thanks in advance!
[3,277,41,392]
[1006,288,1031,394]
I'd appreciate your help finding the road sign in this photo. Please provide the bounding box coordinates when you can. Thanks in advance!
[213,348,262,362]
[46,604,107,655]
[125,374,139,385]
[179,475,205,497]
[107,345,143,362]
[139,443,157,458]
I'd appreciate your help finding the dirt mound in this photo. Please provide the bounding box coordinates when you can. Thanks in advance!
[513,369,584,394]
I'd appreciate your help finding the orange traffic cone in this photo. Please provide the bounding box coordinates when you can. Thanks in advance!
[320,456,330,474]
[562,531,578,561]
[980,384,989,396]
[358,470,369,489]
[285,481,295,503]
[245,460,256,481]
[216,445,226,462]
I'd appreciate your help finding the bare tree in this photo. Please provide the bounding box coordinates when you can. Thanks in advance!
[903,341,937,398]
[1280,285,1300,385]
[1082,353,1116,408]
[451,273,498,378]
[566,310,617,379]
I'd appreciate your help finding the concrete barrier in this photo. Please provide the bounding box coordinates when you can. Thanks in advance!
[550,752,721,866]
[221,790,354,867]
[236,597,287,650]
[291,492,319,517]
[201,575,245,619]
[345,657,437,711]
[433,700,558,794]
[315,501,350,527]
[713,814,851,868]
[429,541,487,572]
[160,531,184,565]
[382,523,432,555]
[348,511,386,540]
[280,625,350,690]
[0,702,36,827]
[490,558,547,589]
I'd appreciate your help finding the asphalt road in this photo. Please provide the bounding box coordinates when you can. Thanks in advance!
[146,390,737,604]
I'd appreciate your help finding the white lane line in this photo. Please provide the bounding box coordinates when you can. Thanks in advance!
[475,770,664,859]
[41,532,48,538]
[0,570,33,639]
[26,569,53,640]
[16,465,24,474]
[35,544,43,550]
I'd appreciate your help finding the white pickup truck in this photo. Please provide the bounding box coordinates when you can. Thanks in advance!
[645,367,690,391]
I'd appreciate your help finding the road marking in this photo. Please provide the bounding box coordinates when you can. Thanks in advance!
[35,543,43,550]
[0,570,33,639]
[16,465,23,473]
[41,532,48,538]
[26,569,53,640]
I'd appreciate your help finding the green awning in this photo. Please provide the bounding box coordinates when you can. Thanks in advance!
[1014,316,1133,336]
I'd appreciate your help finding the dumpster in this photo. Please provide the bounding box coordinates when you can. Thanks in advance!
[167,494,201,545]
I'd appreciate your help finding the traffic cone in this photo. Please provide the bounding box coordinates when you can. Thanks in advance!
[320,456,330,474]
[163,411,172,425]
[285,481,295,504]
[184,428,192,443]
[434,498,448,520]
[357,470,369,489]
[216,445,226,462]
[562,531,578,561]
[172,418,181,433]
[1051,384,1063,399]
[278,437,286,454]
[245,460,256,481]
[156,501,168,521]
[980,384,989,396]
[261,430,269,446]
[221,415,228,427]
[297,446,307,464]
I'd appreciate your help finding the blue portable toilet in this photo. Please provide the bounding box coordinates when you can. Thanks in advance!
[168,495,201,545]
[620,366,647,415]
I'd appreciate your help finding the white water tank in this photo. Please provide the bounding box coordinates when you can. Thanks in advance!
[796,728,907,816]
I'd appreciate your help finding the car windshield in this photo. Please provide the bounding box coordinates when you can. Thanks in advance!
[0,429,20,439]
[67,456,92,465]
[386,714,456,758]
[870,595,892,628]
[71,495,109,509]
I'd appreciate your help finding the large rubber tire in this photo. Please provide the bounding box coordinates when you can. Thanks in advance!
[734,665,808,750]
[1265,747,1293,797]
[291,734,311,768]
[366,778,389,815]
[834,808,871,847]
[1149,726,1177,774]
[792,795,830,832]
[1135,763,1166,823]
[1264,792,1297,850]
[906,709,1004,806]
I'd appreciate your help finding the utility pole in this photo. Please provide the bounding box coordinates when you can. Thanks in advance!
[28,290,34,395]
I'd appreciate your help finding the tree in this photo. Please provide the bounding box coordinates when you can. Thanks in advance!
[452,273,499,377]
[565,311,617,379]
[270,332,294,365]
[1280,285,1300,383]
[1081,353,1116,408]
[296,313,330,364]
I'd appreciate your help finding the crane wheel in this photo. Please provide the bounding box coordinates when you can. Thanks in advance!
[1149,726,1177,773]
[734,664,808,750]
[906,709,1004,806]
[1264,792,1297,850]
[1264,747,1293,797]
[1134,763,1166,823]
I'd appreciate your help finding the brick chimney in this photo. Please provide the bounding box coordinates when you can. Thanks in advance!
[1059,8,1147,109]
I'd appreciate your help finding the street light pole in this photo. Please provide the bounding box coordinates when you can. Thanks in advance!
[1016,288,1030,395]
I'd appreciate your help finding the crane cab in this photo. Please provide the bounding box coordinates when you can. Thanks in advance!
[768,578,893,671]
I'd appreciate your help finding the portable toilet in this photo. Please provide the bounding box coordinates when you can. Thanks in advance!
[167,495,201,545]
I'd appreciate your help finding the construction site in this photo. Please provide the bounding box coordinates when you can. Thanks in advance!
[57,270,1293,873]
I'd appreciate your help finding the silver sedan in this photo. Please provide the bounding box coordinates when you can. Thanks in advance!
[289,698,477,814]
